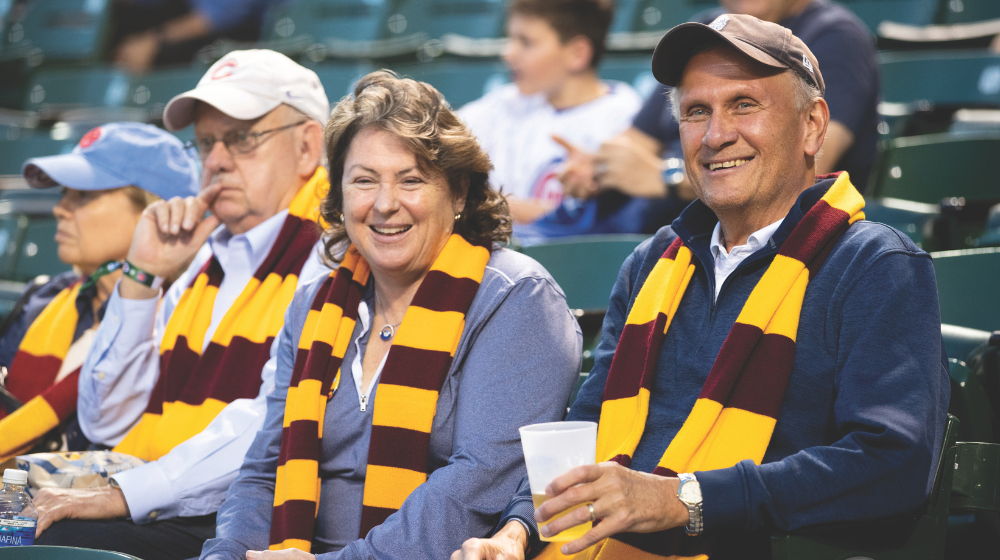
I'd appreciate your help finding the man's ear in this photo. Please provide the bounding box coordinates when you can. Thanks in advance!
[803,97,829,158]
[298,120,325,178]
[564,35,595,74]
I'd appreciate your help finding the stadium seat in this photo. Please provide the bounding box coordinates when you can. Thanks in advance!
[771,414,959,560]
[609,0,643,33]
[519,234,647,314]
[931,247,1000,332]
[939,0,1000,25]
[394,59,508,110]
[395,0,506,41]
[13,215,66,281]
[311,63,373,103]
[868,133,1000,205]
[879,50,1000,108]
[975,203,1000,247]
[3,0,113,64]
[600,55,659,99]
[126,66,209,117]
[629,0,717,33]
[836,0,940,32]
[0,133,74,175]
[24,67,132,114]
[864,198,939,247]
[0,546,141,560]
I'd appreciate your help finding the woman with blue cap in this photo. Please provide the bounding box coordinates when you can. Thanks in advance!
[0,122,200,458]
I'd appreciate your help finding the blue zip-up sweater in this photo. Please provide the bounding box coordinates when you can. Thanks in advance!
[501,178,950,556]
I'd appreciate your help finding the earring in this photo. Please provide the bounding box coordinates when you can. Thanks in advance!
[454,212,461,221]
[339,214,345,223]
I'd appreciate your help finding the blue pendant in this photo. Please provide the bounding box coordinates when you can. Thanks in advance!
[380,325,394,341]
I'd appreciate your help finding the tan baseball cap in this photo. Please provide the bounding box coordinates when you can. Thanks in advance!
[163,49,330,131]
[651,13,825,96]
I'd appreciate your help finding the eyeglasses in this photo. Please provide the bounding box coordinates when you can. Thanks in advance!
[185,121,307,160]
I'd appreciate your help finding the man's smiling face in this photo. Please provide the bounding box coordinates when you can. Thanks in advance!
[677,44,813,218]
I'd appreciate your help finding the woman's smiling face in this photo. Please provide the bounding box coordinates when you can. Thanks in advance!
[341,126,466,284]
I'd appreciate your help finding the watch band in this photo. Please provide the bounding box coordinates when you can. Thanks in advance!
[122,260,164,290]
[677,473,703,536]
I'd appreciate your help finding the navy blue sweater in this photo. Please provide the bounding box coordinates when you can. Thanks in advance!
[501,178,950,555]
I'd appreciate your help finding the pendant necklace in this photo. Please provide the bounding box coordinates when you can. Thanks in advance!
[374,290,403,341]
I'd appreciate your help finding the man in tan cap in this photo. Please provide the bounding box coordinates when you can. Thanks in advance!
[32,49,332,560]
[455,14,948,560]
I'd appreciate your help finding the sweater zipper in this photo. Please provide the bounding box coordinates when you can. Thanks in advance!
[359,394,368,412]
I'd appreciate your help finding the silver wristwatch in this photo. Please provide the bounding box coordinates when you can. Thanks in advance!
[677,473,703,536]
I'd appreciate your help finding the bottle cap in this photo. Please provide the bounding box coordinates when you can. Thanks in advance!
[3,469,28,485]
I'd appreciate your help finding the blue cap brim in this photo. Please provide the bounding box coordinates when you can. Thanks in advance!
[22,152,131,190]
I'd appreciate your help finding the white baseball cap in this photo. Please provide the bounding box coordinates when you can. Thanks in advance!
[163,49,330,131]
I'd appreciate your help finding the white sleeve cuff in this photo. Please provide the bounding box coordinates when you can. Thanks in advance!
[112,461,177,524]
[109,280,161,350]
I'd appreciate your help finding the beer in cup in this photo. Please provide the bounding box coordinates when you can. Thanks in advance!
[518,421,597,542]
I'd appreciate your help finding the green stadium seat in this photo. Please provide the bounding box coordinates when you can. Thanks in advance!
[940,0,1000,25]
[395,0,506,41]
[13,215,68,281]
[260,0,415,59]
[975,203,1000,247]
[311,63,373,103]
[395,59,508,110]
[931,247,1000,332]
[630,0,717,33]
[864,198,939,248]
[25,67,132,114]
[126,66,209,117]
[771,414,959,560]
[868,133,1000,205]
[0,133,75,175]
[0,546,141,560]
[835,0,940,32]
[568,372,588,409]
[609,0,643,33]
[519,234,647,313]
[599,55,658,99]
[879,51,1000,108]
[3,0,112,64]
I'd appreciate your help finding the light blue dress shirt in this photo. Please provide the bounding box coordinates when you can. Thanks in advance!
[78,209,330,524]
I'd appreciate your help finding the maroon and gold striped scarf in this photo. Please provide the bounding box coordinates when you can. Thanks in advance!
[0,281,85,458]
[539,173,865,560]
[269,234,491,552]
[114,169,327,461]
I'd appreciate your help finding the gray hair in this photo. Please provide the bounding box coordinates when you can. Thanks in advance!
[667,69,822,123]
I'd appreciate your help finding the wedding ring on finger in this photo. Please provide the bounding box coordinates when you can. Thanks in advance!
[588,503,596,522]
[595,163,609,176]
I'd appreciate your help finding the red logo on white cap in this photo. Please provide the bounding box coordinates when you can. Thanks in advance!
[211,60,238,80]
[79,127,102,148]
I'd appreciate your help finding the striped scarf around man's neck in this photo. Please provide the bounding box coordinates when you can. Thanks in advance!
[538,173,865,560]
[114,168,328,462]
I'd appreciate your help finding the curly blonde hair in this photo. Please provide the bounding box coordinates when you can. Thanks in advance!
[320,70,511,263]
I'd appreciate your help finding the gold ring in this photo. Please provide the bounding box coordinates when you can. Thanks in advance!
[587,503,596,522]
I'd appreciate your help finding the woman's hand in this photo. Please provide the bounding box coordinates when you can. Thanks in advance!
[33,486,129,537]
[534,462,689,555]
[452,520,529,560]
[245,550,315,560]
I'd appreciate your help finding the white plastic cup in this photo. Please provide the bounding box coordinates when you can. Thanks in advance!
[519,421,597,542]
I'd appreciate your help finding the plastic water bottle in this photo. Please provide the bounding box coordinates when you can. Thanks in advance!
[0,468,37,547]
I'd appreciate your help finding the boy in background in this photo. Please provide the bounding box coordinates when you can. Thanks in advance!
[458,0,644,244]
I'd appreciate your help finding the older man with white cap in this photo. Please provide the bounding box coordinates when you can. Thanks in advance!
[32,50,333,560]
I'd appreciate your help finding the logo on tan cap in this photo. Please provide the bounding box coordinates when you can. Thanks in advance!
[710,15,729,31]
[802,54,814,73]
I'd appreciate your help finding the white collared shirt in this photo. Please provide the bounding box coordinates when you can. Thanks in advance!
[709,218,784,301]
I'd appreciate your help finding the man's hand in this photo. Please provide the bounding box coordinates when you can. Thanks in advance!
[553,135,599,199]
[593,136,670,198]
[452,519,529,560]
[121,184,222,299]
[535,462,689,555]
[245,550,315,560]
[33,486,130,537]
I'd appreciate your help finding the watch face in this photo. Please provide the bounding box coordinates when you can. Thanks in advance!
[679,481,702,503]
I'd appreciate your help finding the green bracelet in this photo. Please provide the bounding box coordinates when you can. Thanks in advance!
[122,260,164,290]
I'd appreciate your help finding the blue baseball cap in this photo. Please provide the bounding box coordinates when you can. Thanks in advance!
[21,122,200,200]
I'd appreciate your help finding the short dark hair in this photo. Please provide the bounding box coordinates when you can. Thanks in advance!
[321,70,511,263]
[509,0,615,68]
